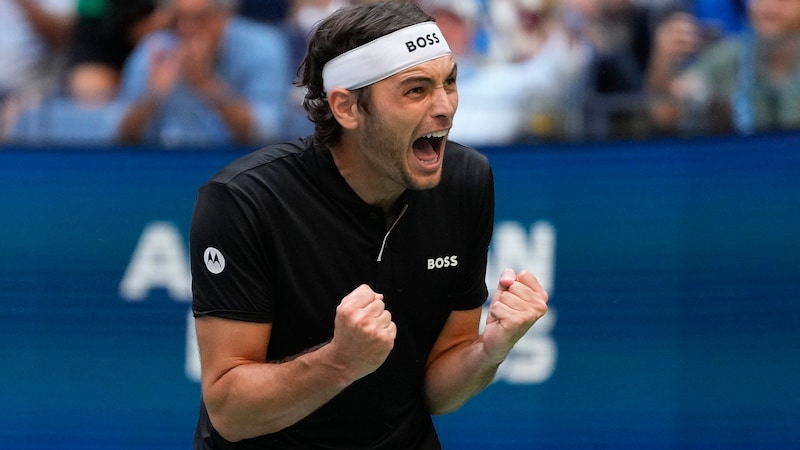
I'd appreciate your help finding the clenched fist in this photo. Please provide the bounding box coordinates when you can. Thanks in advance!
[329,284,397,381]
[483,269,549,364]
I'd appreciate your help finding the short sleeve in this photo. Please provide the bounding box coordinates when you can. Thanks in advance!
[190,181,274,323]
[453,151,495,311]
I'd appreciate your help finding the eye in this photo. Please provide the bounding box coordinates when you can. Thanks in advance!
[406,86,425,95]
[438,76,455,94]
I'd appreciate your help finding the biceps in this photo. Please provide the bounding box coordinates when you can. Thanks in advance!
[195,316,272,387]
[427,307,481,367]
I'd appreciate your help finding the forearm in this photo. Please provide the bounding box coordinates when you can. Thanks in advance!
[16,0,72,46]
[204,343,355,442]
[645,54,685,131]
[645,49,683,95]
[197,285,396,442]
[117,94,164,144]
[198,80,255,144]
[423,338,502,415]
[647,11,700,95]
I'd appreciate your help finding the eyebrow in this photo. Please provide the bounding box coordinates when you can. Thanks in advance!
[397,62,459,87]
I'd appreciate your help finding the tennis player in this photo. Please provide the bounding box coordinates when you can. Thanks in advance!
[190,2,549,448]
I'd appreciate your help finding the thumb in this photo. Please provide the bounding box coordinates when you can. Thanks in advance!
[497,268,516,290]
[487,268,516,325]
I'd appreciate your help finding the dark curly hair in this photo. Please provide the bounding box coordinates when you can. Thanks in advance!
[295,1,435,148]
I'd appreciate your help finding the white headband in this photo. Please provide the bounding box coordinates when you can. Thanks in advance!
[322,21,451,93]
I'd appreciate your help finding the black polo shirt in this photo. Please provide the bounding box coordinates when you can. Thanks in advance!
[191,137,494,449]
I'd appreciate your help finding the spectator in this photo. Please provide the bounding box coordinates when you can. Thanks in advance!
[66,0,168,103]
[8,0,169,146]
[417,0,485,65]
[282,0,353,139]
[415,0,490,144]
[116,0,292,147]
[561,0,680,139]
[289,0,350,35]
[237,0,290,23]
[646,0,800,135]
[0,0,76,140]
[436,0,590,146]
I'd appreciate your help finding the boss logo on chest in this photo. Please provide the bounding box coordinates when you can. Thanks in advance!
[427,255,458,270]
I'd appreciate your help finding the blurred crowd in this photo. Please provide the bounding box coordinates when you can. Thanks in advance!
[1,0,798,149]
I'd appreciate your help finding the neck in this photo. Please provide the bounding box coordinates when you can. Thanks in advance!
[328,139,405,214]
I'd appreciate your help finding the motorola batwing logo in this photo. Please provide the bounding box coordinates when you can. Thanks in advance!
[204,247,226,274]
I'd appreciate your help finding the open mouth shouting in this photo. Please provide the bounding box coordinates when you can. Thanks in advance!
[412,130,448,170]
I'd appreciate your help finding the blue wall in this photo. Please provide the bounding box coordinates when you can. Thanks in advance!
[1,133,798,449]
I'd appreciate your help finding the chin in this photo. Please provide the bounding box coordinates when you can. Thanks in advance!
[407,172,442,191]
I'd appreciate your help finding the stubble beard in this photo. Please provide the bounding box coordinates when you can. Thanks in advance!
[360,111,423,191]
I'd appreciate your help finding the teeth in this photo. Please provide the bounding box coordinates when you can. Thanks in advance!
[422,130,448,139]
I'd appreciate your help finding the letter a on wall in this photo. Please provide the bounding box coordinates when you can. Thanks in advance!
[119,221,192,302]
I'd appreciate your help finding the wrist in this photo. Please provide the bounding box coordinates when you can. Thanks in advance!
[315,342,360,388]
[141,90,167,105]
[198,79,236,106]
[478,336,510,368]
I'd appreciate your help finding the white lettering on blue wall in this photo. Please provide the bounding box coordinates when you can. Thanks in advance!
[485,221,558,384]
[121,220,557,384]
[119,222,192,302]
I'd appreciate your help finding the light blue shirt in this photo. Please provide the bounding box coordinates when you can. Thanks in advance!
[118,18,292,147]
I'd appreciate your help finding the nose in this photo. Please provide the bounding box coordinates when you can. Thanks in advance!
[431,85,457,123]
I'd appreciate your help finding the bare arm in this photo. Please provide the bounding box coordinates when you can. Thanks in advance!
[423,269,548,414]
[196,318,352,441]
[116,83,253,145]
[117,32,254,145]
[117,44,179,145]
[645,12,702,131]
[196,284,396,442]
[422,307,496,414]
[182,32,254,144]
[15,0,73,47]
[645,12,701,93]
[117,94,165,144]
[194,78,255,144]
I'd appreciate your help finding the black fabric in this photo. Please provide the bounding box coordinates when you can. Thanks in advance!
[190,137,494,449]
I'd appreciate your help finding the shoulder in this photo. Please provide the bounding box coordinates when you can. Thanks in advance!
[436,140,494,204]
[137,30,178,50]
[126,31,177,67]
[209,138,312,187]
[691,35,744,74]
[707,37,743,60]
[227,17,288,45]
[442,140,492,180]
[224,18,289,64]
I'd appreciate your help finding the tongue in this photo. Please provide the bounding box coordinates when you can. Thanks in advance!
[413,138,437,162]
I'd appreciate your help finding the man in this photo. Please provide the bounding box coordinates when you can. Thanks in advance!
[116,0,290,147]
[1,0,76,139]
[66,0,167,104]
[646,0,800,135]
[190,2,549,448]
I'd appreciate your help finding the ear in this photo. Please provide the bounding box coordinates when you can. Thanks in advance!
[328,88,359,130]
